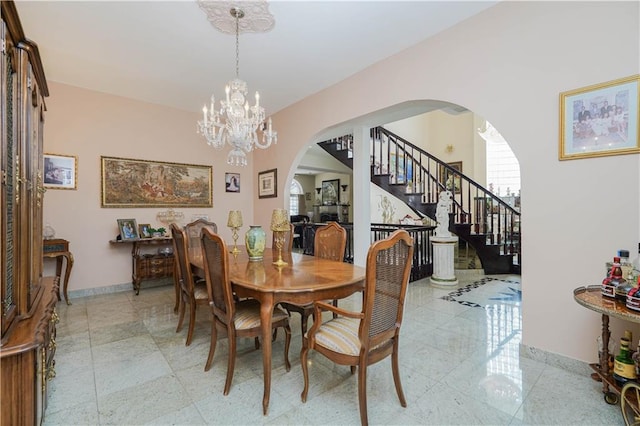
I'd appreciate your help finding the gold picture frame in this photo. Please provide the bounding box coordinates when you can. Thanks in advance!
[138,223,151,238]
[44,153,77,190]
[559,75,639,160]
[440,161,462,194]
[101,156,212,207]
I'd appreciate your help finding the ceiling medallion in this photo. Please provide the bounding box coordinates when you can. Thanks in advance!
[197,1,275,34]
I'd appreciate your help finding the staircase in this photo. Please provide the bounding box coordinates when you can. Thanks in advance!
[318,127,521,274]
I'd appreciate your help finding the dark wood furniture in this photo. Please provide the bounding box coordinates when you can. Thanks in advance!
[190,246,366,415]
[109,237,174,295]
[1,2,53,424]
[573,285,640,406]
[43,238,74,305]
[281,222,347,341]
[171,224,208,346]
[301,230,414,426]
[200,229,291,391]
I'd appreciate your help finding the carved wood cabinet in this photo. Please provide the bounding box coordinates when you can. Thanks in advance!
[1,2,53,424]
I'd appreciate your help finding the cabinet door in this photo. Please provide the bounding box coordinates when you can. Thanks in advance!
[1,17,19,336]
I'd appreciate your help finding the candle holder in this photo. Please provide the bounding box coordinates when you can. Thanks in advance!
[270,208,290,267]
[227,210,243,256]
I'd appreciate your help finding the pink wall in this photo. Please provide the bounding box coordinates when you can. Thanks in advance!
[43,83,254,290]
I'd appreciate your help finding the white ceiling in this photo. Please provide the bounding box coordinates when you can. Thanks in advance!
[15,1,497,116]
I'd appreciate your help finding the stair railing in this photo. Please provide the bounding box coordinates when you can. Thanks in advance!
[319,127,522,271]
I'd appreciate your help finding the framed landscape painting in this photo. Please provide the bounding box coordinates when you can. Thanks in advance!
[559,75,639,160]
[101,156,212,207]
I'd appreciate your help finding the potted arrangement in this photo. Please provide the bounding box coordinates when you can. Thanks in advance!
[148,227,166,238]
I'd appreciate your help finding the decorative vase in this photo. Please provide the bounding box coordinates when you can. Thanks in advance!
[245,225,266,261]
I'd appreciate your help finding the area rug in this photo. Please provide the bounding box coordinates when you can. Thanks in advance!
[440,277,521,308]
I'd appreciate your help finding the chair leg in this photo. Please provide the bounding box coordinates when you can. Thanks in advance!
[224,330,237,395]
[300,339,310,403]
[185,300,196,346]
[205,319,218,372]
[254,336,260,350]
[332,299,339,319]
[391,339,407,407]
[176,295,185,333]
[358,361,369,426]
[283,324,291,371]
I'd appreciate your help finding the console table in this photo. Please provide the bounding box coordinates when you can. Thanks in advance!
[110,237,175,295]
[43,238,74,305]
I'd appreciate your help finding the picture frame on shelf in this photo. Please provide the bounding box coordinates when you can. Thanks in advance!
[225,172,240,193]
[117,218,139,241]
[322,179,340,205]
[138,223,151,238]
[258,169,277,199]
[559,75,639,160]
[44,153,77,190]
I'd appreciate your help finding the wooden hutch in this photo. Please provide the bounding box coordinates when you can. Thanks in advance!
[1,2,56,424]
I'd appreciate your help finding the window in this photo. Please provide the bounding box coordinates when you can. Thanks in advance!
[480,121,521,197]
[289,179,303,215]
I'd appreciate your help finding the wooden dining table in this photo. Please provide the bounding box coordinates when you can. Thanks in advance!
[189,246,366,415]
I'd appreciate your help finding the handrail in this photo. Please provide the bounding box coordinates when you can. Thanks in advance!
[319,126,522,273]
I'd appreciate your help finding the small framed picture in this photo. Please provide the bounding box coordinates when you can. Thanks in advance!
[138,223,151,238]
[225,172,240,193]
[440,161,462,194]
[258,169,277,199]
[559,75,639,160]
[44,153,77,190]
[117,218,139,241]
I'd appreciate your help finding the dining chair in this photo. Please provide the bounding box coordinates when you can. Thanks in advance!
[185,218,217,250]
[300,229,414,426]
[200,228,292,394]
[281,222,347,341]
[171,223,209,346]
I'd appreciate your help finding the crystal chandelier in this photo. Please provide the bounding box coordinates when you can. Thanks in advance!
[197,7,277,167]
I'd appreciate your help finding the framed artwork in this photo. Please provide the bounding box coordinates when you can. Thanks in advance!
[138,223,151,238]
[559,75,639,160]
[101,156,212,207]
[117,218,139,241]
[225,172,240,193]
[440,161,462,194]
[44,153,77,190]
[322,179,340,205]
[390,152,413,183]
[258,169,277,199]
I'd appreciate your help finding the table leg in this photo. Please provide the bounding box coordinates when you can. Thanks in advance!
[601,313,611,394]
[260,295,274,415]
[55,256,63,302]
[62,252,74,305]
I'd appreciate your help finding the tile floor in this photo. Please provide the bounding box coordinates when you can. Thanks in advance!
[44,273,623,425]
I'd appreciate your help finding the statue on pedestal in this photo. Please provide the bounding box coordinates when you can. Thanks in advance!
[435,190,453,238]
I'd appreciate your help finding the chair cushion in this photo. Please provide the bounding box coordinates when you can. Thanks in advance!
[234,299,289,330]
[194,283,208,300]
[313,317,360,356]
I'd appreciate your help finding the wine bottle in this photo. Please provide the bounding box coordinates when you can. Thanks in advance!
[613,336,637,386]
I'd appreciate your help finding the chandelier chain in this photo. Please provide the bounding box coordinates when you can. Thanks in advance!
[235,11,240,78]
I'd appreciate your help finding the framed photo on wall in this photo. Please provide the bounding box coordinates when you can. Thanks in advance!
[117,218,139,241]
[258,169,277,199]
[225,172,240,193]
[440,161,462,194]
[44,153,77,190]
[322,179,340,205]
[559,75,639,160]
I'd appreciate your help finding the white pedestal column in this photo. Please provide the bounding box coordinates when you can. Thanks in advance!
[430,236,459,287]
